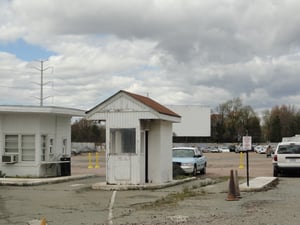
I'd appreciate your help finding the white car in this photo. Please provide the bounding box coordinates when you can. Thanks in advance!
[255,145,267,154]
[172,147,207,176]
[210,146,221,153]
[218,146,230,153]
[273,142,300,176]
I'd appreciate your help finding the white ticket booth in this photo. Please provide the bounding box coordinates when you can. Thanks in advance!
[86,90,181,185]
[0,106,85,177]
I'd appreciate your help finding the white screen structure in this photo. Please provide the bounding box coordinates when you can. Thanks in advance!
[167,105,211,137]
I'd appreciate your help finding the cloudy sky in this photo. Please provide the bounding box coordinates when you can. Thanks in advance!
[1,0,300,113]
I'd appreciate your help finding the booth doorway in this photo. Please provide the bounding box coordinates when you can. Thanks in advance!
[145,130,149,183]
[141,130,149,183]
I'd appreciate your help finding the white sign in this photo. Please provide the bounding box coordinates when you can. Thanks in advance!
[242,136,252,151]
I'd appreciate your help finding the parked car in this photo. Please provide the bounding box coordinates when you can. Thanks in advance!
[218,146,230,153]
[172,147,207,176]
[202,147,209,153]
[228,145,236,152]
[210,146,221,153]
[273,142,300,176]
[71,149,81,156]
[234,143,255,153]
[255,145,267,154]
[235,144,243,153]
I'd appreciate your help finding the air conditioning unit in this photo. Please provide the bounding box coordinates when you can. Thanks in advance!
[2,154,18,163]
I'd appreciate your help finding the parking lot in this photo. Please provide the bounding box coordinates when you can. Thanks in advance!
[1,151,296,225]
[203,151,273,178]
[71,150,273,178]
[71,151,106,177]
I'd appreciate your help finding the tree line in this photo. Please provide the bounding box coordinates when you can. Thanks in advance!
[71,98,300,143]
[210,98,300,143]
[71,119,105,143]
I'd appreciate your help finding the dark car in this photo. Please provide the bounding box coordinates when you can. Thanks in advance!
[228,145,236,152]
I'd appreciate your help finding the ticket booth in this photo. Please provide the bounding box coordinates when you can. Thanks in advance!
[86,90,181,185]
[0,106,85,177]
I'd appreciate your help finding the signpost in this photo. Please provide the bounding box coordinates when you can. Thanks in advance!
[242,136,252,187]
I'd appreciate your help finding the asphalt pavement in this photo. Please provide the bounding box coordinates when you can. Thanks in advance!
[0,153,280,225]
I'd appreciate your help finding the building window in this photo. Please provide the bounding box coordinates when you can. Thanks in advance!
[110,128,136,154]
[5,135,18,153]
[49,138,53,154]
[140,131,145,154]
[62,138,67,155]
[21,135,35,161]
[41,135,46,161]
[4,134,35,161]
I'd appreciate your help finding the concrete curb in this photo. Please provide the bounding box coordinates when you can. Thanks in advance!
[240,177,278,192]
[92,177,216,190]
[0,174,96,186]
[0,175,278,193]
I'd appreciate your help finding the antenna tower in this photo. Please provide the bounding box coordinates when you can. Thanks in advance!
[33,60,52,106]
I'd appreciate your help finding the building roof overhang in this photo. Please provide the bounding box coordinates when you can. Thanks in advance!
[0,105,85,117]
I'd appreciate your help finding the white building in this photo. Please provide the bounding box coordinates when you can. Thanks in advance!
[167,105,210,137]
[282,135,300,142]
[0,106,85,177]
[86,90,181,185]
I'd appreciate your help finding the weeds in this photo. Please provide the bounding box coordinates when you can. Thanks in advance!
[134,185,207,210]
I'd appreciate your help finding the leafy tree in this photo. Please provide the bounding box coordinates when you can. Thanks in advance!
[269,115,282,142]
[261,110,271,141]
[212,98,261,143]
[263,105,299,142]
[211,113,225,142]
[71,119,105,143]
[293,112,300,134]
[246,116,262,143]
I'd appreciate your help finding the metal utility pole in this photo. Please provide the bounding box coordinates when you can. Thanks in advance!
[40,60,44,106]
[33,60,51,106]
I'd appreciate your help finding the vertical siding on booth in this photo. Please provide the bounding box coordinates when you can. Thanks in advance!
[105,112,146,185]
[160,121,173,182]
[148,120,173,184]
[107,154,143,185]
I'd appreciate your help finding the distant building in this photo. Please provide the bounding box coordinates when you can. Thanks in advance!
[0,106,85,177]
[282,135,300,142]
[167,105,211,142]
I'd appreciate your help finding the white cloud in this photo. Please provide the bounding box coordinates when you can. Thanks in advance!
[1,0,300,112]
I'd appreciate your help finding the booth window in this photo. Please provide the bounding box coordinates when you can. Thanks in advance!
[4,134,35,161]
[62,138,67,155]
[110,128,136,154]
[140,131,145,154]
[49,138,53,154]
[21,135,35,161]
[41,135,46,161]
[5,135,18,153]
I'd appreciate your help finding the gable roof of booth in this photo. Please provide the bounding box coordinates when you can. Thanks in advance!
[86,90,181,118]
[124,91,181,118]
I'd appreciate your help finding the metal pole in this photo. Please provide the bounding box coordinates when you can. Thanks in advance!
[246,151,249,187]
[40,61,43,106]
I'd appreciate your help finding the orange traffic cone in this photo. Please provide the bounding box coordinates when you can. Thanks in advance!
[226,170,238,201]
[234,170,241,198]
[40,217,47,225]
